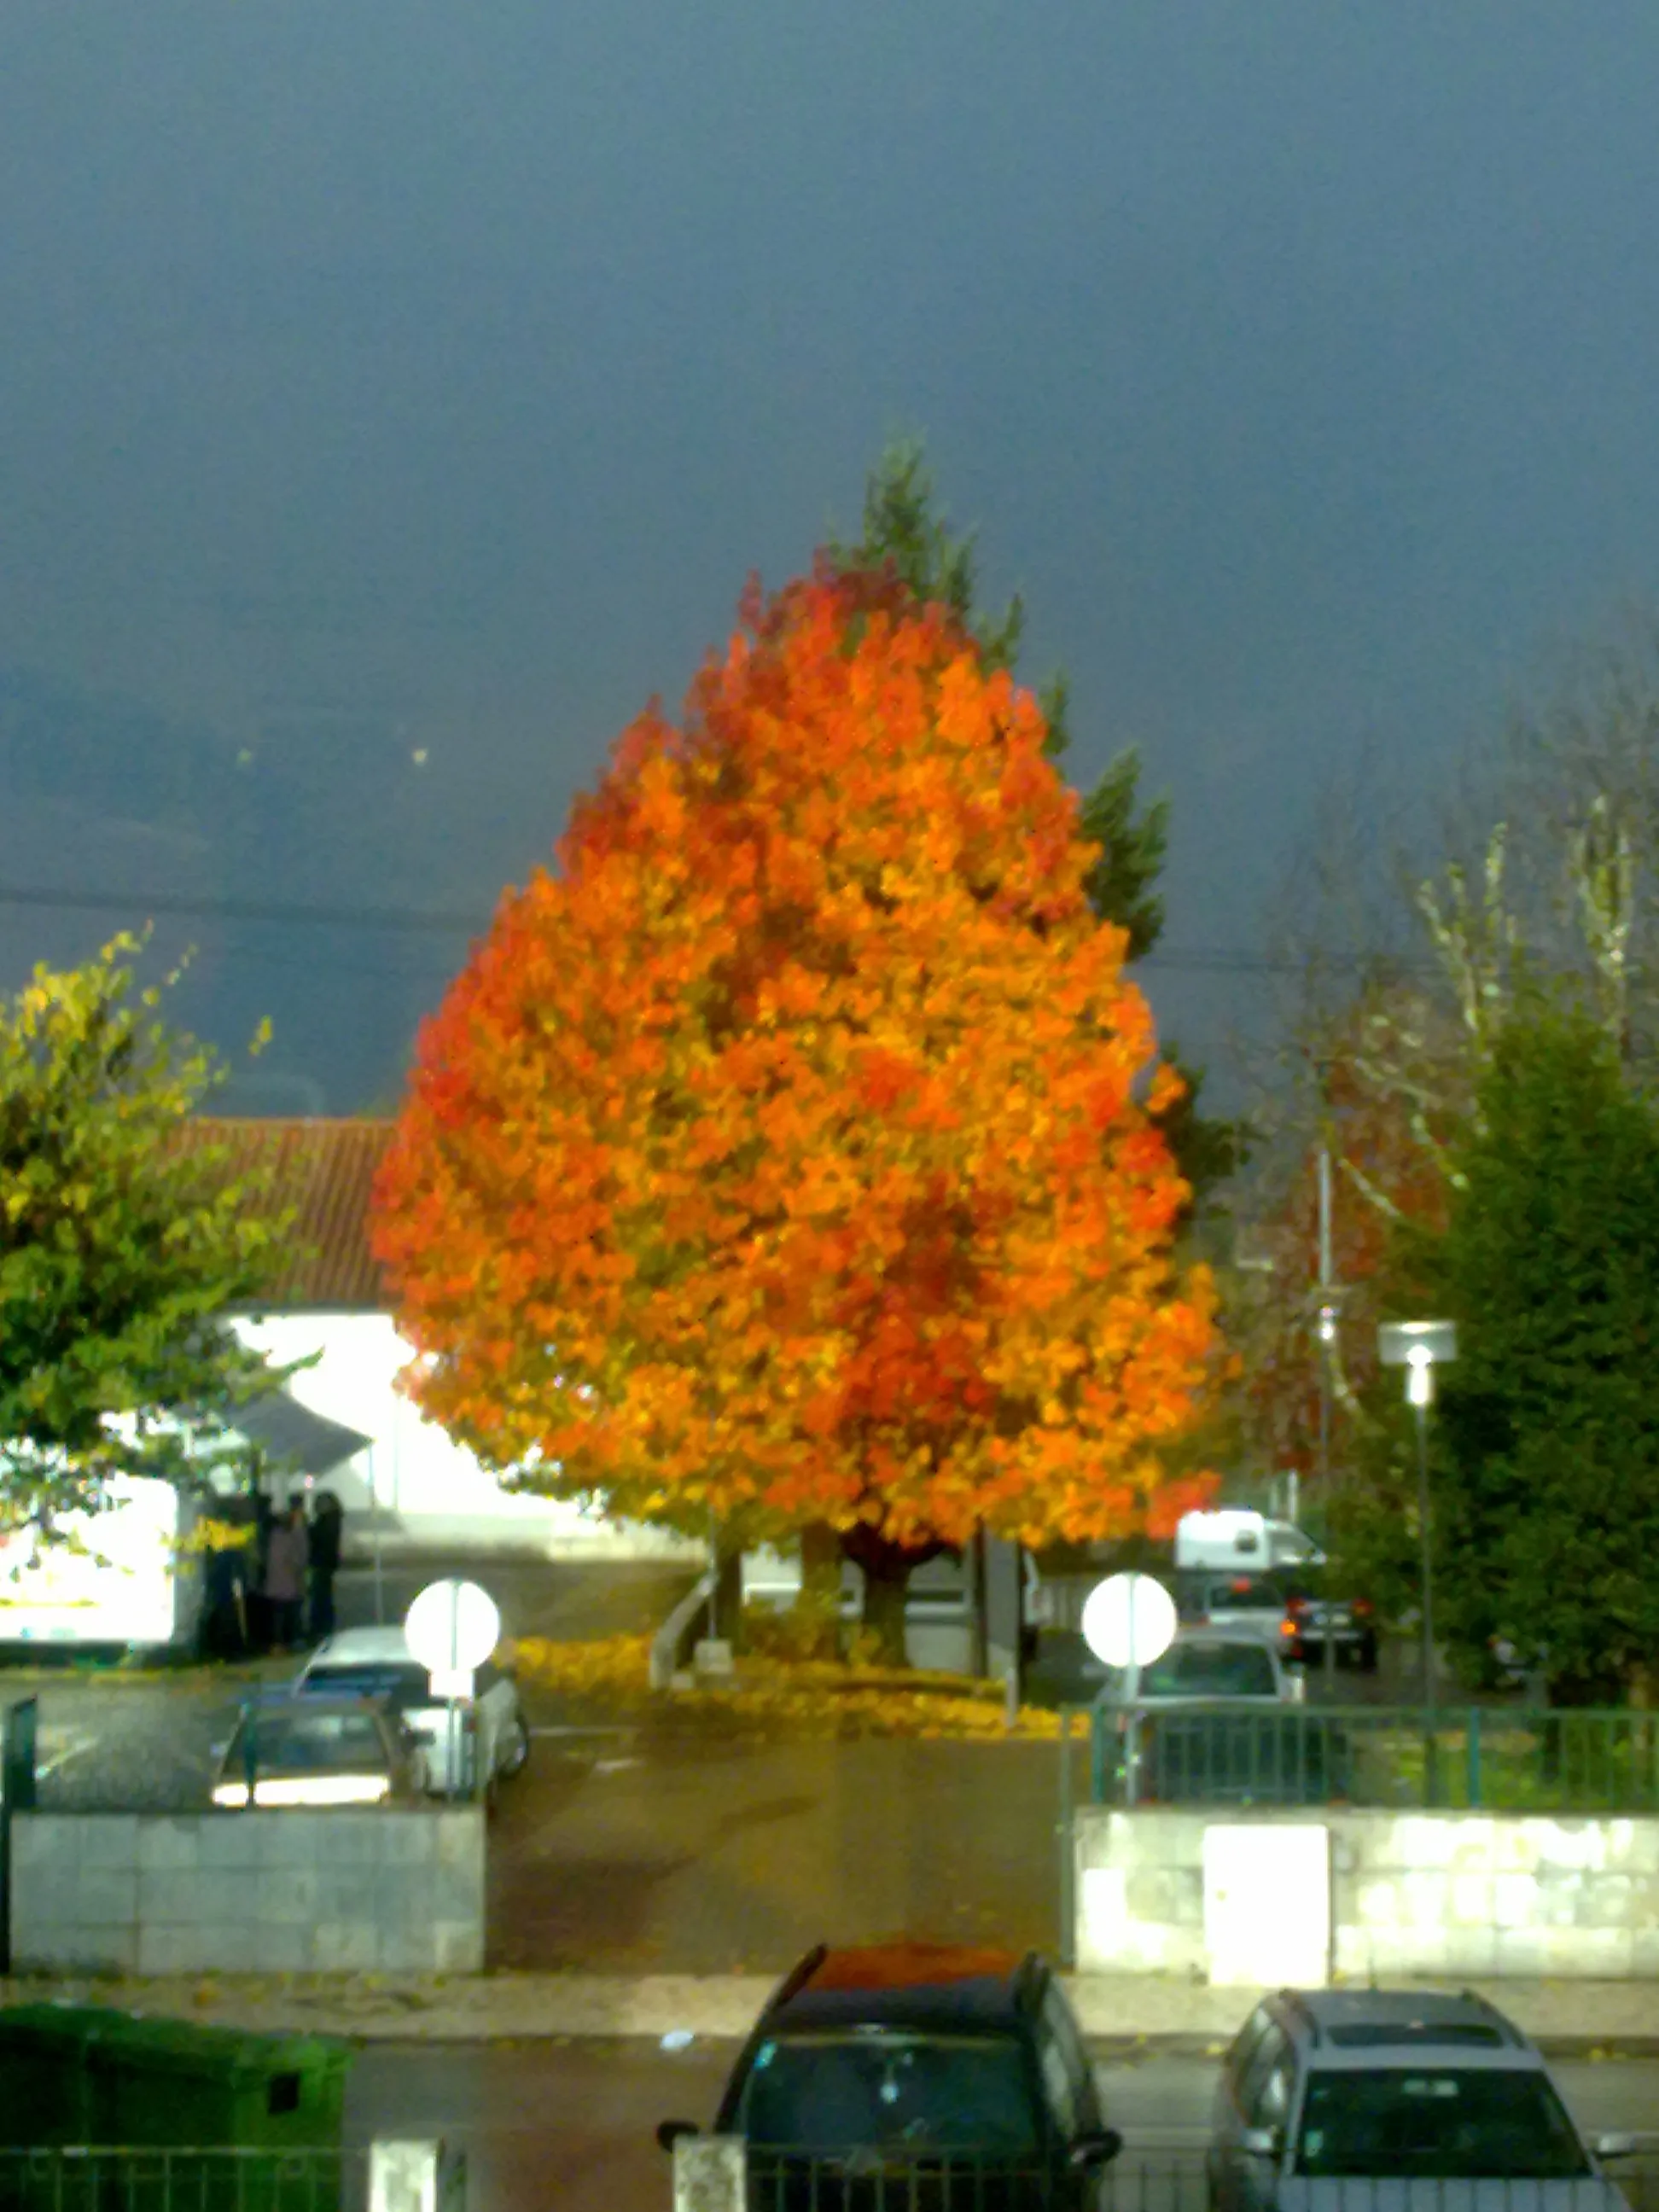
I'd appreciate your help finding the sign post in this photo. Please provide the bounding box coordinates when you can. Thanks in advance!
[1080,1572,1179,1807]
[404,1579,502,1802]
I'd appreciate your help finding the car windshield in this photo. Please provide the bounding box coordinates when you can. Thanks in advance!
[1175,1575,1288,1618]
[1103,1644,1278,1698]
[1295,2069,1591,2180]
[1206,1580,1285,1613]
[736,2034,1039,2155]
[303,1661,429,1706]
[241,1711,392,1774]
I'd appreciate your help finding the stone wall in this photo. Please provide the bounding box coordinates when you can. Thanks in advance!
[9,1809,485,1976]
[1074,1805,1659,1982]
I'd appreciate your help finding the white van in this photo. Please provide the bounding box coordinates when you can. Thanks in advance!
[0,1476,205,1651]
[1173,1509,1323,1575]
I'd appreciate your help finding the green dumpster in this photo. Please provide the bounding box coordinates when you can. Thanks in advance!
[0,2006,352,2212]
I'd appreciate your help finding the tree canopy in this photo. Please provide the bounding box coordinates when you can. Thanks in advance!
[373,565,1221,1651]
[0,935,294,1531]
[833,440,1246,1204]
[1412,998,1659,1703]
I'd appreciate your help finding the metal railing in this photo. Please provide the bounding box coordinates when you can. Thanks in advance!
[687,2149,1659,2212]
[0,2147,366,2212]
[1077,1703,1659,1813]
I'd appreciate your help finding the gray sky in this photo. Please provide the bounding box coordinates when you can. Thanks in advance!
[4,3,1658,1111]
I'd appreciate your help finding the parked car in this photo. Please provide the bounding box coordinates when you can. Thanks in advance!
[1096,1627,1303,1706]
[1174,1570,1300,1649]
[656,1941,1123,2209]
[1208,1986,1639,2211]
[211,1694,425,1808]
[1095,1632,1358,1807]
[1277,1572,1379,1674]
[291,1623,531,1799]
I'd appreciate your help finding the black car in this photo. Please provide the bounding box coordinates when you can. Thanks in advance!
[1277,1569,1380,1674]
[657,1941,1122,2209]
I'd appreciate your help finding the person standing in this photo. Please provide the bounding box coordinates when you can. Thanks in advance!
[201,1528,250,1661]
[262,1500,309,1654]
[308,1490,343,1644]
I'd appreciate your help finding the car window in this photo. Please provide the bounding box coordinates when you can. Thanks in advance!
[1038,2032,1078,2138]
[1105,1643,1278,1698]
[1239,2022,1291,2126]
[737,2034,1039,2155]
[1039,1983,1097,2135]
[244,1711,392,1773]
[1226,2006,1274,2101]
[1255,2058,1293,2135]
[1207,1578,1286,1614]
[303,1661,429,1706]
[1295,2069,1590,2180]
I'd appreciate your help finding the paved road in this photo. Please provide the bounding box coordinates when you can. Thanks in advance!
[487,1725,1072,1974]
[344,2042,1659,2212]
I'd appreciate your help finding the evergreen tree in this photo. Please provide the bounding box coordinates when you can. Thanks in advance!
[1401,997,1659,1702]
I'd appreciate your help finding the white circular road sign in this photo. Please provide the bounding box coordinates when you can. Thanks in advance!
[404,1577,502,1676]
[1080,1572,1178,1670]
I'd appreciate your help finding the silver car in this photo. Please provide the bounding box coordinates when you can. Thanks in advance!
[293,1623,531,1800]
[1208,1988,1641,2212]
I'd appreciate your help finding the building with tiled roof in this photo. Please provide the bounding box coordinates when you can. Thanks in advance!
[171,1116,393,1308]
[183,1116,699,1565]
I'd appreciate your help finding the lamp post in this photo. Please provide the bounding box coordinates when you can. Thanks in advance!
[1312,1140,1347,1691]
[1378,1319,1458,1802]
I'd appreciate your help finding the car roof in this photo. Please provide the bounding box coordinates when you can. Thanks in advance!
[1276,1988,1540,2067]
[1168,1624,1275,1644]
[763,1944,1035,2036]
[1135,1629,1284,1666]
[306,1627,417,1666]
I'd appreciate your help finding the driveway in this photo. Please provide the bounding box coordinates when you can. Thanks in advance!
[488,1719,1068,1974]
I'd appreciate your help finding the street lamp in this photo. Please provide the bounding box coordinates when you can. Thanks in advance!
[1378,1319,1458,1795]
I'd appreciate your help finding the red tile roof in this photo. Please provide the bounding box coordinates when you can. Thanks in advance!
[172,1117,395,1310]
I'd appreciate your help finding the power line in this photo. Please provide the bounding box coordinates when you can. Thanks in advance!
[0,884,489,936]
[0,880,1412,979]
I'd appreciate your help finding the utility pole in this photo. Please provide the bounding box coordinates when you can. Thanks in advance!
[1315,1141,1338,1689]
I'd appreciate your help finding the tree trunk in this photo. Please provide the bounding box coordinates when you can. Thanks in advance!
[710,1537,745,1652]
[860,1559,911,1668]
[840,1524,948,1669]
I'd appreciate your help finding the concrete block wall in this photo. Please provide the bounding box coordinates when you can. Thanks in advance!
[1334,1811,1659,1981]
[9,1809,486,1976]
[1074,1805,1659,1982]
[1075,1811,1208,1976]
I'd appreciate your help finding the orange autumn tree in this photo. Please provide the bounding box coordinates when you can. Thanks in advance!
[371,562,1220,1661]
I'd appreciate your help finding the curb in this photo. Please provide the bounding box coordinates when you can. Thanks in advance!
[6,1973,1659,2049]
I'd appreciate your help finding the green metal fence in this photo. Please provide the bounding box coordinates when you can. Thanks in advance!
[738,2150,1659,2212]
[1079,1703,1659,1813]
[0,2146,364,2212]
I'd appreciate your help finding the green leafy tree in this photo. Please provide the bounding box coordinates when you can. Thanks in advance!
[0,934,297,1532]
[1361,997,1659,1703]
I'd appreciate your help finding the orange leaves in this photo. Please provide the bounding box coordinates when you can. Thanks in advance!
[370,564,1220,1553]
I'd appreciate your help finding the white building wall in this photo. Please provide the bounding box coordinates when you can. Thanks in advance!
[232,1311,704,1563]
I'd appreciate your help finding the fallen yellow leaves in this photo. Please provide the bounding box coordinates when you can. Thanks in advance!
[507,1633,654,1701]
[509,1633,1062,1740]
